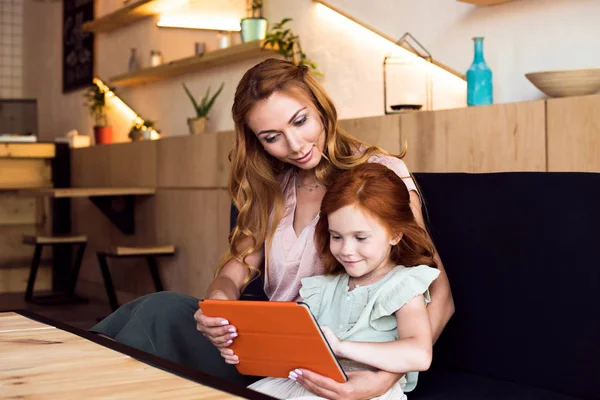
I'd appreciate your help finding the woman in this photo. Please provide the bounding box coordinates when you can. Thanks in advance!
[91,58,454,399]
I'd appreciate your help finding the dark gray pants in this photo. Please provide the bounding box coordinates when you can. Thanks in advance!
[90,291,260,387]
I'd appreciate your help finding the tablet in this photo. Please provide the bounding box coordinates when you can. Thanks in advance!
[199,300,347,383]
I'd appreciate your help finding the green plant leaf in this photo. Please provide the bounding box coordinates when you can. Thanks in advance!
[202,82,225,117]
[182,83,201,116]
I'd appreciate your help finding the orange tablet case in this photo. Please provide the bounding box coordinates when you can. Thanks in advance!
[199,300,347,383]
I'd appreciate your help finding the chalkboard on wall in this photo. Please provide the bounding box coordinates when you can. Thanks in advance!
[63,0,95,93]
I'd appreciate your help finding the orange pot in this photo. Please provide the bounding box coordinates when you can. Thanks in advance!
[94,126,113,145]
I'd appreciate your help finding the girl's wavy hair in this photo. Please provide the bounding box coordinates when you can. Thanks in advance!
[315,163,437,274]
[216,58,406,284]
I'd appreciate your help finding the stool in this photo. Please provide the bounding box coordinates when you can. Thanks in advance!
[97,245,175,312]
[23,234,87,304]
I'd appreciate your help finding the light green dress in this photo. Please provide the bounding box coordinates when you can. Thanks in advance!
[248,265,440,400]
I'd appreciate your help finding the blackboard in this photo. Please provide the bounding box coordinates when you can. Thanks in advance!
[63,0,95,93]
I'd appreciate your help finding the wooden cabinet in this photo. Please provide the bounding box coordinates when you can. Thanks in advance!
[546,94,600,172]
[0,143,55,294]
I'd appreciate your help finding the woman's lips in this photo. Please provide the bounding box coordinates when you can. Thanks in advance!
[294,148,313,163]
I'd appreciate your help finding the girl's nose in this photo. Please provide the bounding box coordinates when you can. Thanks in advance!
[341,241,354,256]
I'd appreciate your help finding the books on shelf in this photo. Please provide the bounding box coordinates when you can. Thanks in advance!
[0,134,37,143]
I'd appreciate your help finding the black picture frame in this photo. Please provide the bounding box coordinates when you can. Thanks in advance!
[62,0,95,93]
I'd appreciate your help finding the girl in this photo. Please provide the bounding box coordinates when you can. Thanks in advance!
[239,163,440,399]
[91,59,453,398]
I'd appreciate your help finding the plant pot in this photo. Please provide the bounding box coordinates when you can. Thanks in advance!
[187,117,207,135]
[129,129,143,141]
[94,126,113,145]
[240,18,267,43]
[142,128,153,140]
[129,128,153,141]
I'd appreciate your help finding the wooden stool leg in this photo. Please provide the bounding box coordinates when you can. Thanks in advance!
[25,244,43,302]
[97,253,119,312]
[68,242,87,297]
[146,256,164,292]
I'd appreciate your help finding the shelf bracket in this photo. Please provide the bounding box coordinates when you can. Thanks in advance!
[90,195,135,235]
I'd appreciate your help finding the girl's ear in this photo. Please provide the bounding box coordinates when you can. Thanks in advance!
[390,232,403,246]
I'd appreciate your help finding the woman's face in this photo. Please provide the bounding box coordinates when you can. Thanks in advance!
[246,91,326,170]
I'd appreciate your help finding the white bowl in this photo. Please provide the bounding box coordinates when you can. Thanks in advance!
[525,68,600,98]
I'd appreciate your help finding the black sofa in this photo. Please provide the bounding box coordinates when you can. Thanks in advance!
[236,172,600,399]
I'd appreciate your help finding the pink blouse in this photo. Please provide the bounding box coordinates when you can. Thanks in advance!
[264,154,417,301]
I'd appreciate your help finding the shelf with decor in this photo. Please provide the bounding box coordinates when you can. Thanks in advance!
[109,40,275,87]
[457,0,518,5]
[82,0,176,33]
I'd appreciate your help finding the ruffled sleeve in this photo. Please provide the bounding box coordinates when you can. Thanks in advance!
[370,265,440,331]
[299,275,334,319]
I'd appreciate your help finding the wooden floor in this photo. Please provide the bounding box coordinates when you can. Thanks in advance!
[0,292,111,330]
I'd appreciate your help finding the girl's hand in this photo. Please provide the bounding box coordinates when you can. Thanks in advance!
[320,326,342,356]
[294,369,401,400]
[193,307,238,350]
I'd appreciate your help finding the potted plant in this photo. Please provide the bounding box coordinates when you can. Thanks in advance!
[182,82,225,135]
[240,0,267,43]
[84,82,114,144]
[263,18,321,76]
[128,119,156,141]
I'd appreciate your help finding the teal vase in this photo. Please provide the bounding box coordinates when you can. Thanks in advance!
[467,37,493,106]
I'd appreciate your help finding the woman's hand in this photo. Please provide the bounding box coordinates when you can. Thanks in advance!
[193,307,239,364]
[293,368,400,400]
[320,326,342,355]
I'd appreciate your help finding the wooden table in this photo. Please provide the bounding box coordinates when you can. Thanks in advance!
[0,310,274,399]
[18,187,157,236]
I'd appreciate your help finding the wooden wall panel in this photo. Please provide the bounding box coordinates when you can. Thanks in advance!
[547,94,600,172]
[71,146,110,187]
[0,266,51,293]
[0,143,55,158]
[71,197,111,290]
[0,193,50,293]
[0,194,39,225]
[154,189,229,299]
[156,131,234,189]
[400,100,547,172]
[339,115,402,155]
[0,159,52,189]
[108,141,157,187]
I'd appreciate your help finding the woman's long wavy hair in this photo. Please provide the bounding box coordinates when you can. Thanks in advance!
[216,58,406,283]
[315,163,437,274]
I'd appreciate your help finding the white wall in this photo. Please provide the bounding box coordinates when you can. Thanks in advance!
[22,0,600,141]
[325,0,600,103]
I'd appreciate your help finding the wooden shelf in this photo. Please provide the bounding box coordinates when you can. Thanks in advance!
[82,0,175,33]
[458,0,518,5]
[109,40,275,87]
[19,187,156,198]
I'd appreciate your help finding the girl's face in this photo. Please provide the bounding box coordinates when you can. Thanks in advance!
[247,91,326,171]
[327,205,400,280]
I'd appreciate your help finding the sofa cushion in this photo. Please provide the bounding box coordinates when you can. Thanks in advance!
[413,172,600,400]
[411,368,584,400]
